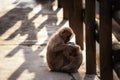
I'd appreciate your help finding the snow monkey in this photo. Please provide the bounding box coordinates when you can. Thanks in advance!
[46,27,83,73]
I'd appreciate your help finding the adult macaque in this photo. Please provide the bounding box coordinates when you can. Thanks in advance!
[46,27,82,73]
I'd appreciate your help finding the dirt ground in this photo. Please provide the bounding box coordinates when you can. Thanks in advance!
[0,0,99,80]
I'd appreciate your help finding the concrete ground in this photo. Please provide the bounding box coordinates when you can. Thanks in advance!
[0,0,99,80]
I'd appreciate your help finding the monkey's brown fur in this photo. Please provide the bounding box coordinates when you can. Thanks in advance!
[46,27,83,73]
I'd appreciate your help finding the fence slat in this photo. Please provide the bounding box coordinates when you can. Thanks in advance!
[99,0,113,80]
[85,0,96,74]
[69,0,84,50]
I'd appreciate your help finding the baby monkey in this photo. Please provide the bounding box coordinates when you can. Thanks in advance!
[46,27,83,73]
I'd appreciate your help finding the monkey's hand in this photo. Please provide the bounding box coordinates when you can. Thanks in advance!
[67,44,80,51]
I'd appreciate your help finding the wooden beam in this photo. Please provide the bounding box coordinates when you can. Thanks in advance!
[85,0,96,74]
[58,0,69,19]
[58,0,62,8]
[99,0,113,80]
[69,0,84,50]
[62,0,70,20]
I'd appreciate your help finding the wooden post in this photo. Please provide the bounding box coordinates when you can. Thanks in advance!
[58,0,69,19]
[58,0,62,8]
[85,0,96,74]
[62,0,70,20]
[69,0,84,50]
[99,0,113,80]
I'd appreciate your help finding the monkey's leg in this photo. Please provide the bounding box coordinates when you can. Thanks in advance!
[62,52,83,73]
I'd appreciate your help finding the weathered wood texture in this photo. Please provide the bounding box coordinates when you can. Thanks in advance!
[99,0,113,80]
[58,0,62,8]
[85,0,96,74]
[69,0,84,50]
[62,0,70,20]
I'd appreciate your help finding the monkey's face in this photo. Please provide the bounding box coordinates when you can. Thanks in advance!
[64,35,71,43]
[59,27,73,43]
[61,31,72,43]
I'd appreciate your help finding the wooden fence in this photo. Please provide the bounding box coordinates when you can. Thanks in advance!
[58,0,113,80]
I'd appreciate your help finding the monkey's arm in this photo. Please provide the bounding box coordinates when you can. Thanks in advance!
[52,44,72,60]
[61,52,83,72]
[53,44,71,52]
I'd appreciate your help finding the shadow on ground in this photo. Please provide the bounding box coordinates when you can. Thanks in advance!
[0,0,69,80]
